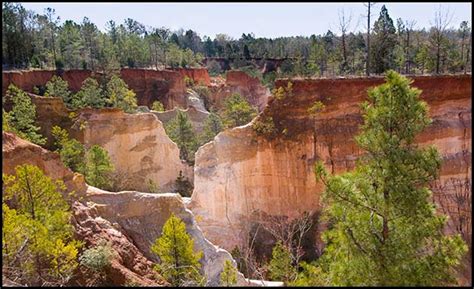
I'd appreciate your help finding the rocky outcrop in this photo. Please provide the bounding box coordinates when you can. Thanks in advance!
[119,68,186,109]
[153,106,210,134]
[84,187,247,286]
[2,132,86,198]
[69,108,192,192]
[30,94,73,149]
[208,70,271,111]
[190,75,472,261]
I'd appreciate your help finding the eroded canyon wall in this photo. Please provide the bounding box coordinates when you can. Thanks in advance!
[69,108,192,192]
[2,132,247,286]
[190,75,472,258]
[208,70,271,111]
[2,68,209,110]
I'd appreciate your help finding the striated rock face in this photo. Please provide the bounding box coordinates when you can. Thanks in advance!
[209,70,271,111]
[85,187,247,286]
[190,75,472,260]
[153,106,210,134]
[2,69,92,95]
[2,68,196,110]
[173,67,211,86]
[119,68,186,109]
[69,108,192,192]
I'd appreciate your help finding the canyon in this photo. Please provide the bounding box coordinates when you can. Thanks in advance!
[189,74,472,282]
[2,68,472,285]
[2,131,248,286]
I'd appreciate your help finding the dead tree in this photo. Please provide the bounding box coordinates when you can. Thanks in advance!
[338,9,353,74]
[363,2,376,76]
[430,6,453,74]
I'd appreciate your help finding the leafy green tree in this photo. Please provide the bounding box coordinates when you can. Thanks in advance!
[199,112,223,144]
[45,75,72,105]
[220,93,257,129]
[5,84,46,145]
[71,77,105,109]
[165,110,198,164]
[85,145,114,190]
[3,164,82,286]
[174,171,193,197]
[313,71,467,286]
[151,213,204,287]
[151,100,165,112]
[51,126,86,174]
[268,241,296,284]
[106,74,137,113]
[220,260,238,286]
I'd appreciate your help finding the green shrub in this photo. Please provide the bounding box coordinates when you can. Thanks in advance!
[79,240,115,272]
[151,100,165,112]
[252,116,277,138]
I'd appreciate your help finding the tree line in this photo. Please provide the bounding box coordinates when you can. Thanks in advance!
[3,3,471,76]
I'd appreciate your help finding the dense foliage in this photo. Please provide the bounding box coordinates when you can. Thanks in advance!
[219,260,238,286]
[165,110,199,164]
[199,111,223,144]
[3,165,82,286]
[151,214,205,286]
[220,93,257,129]
[4,85,46,145]
[310,71,467,286]
[3,3,470,76]
[85,145,114,190]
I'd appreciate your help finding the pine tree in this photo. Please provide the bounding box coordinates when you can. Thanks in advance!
[106,74,137,113]
[268,241,296,284]
[313,71,467,286]
[199,111,223,144]
[51,126,86,174]
[45,75,72,105]
[71,77,105,109]
[220,260,238,286]
[85,145,114,190]
[151,100,165,112]
[371,5,397,73]
[165,110,198,164]
[151,213,204,287]
[220,93,257,129]
[5,84,46,145]
[3,164,82,286]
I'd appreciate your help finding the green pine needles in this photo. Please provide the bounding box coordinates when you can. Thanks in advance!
[312,70,467,286]
[151,213,205,287]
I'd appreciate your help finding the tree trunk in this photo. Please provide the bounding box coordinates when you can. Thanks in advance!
[366,2,371,76]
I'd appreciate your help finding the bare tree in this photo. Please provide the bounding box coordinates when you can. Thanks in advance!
[338,9,353,74]
[363,2,376,76]
[430,5,454,74]
[258,212,314,270]
[44,7,59,69]
[459,21,471,74]
[404,20,417,74]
